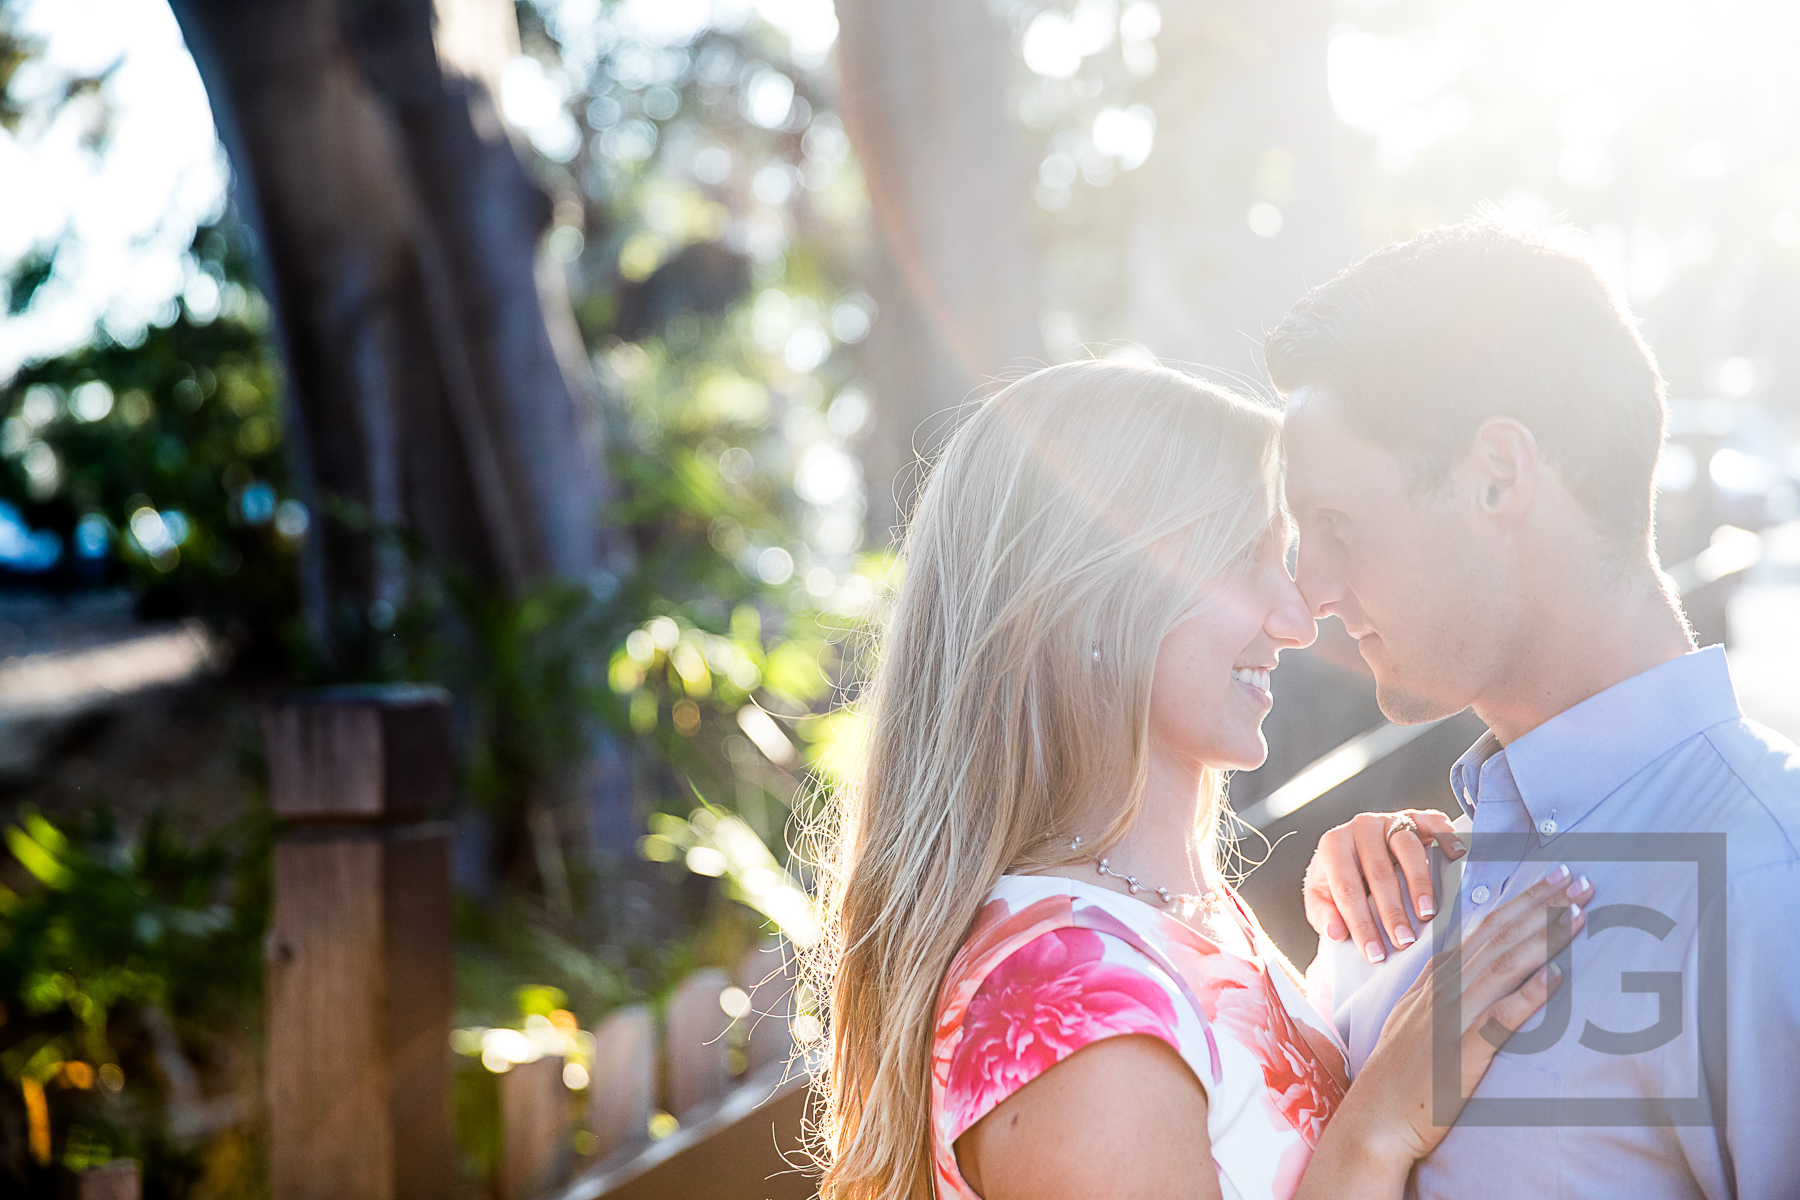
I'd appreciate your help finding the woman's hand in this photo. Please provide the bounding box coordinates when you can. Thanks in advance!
[1340,866,1590,1167]
[1302,809,1466,960]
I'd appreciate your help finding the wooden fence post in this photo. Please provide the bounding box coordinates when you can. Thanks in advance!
[76,1160,140,1200]
[588,1006,654,1160]
[665,969,734,1119]
[500,1055,570,1198]
[264,686,457,1200]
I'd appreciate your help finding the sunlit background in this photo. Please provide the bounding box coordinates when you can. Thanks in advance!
[3,0,1800,1193]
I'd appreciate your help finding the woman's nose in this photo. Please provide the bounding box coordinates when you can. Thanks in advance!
[1267,569,1318,649]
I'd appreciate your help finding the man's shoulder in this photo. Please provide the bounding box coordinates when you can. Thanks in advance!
[1703,716,1800,801]
[1697,717,1800,867]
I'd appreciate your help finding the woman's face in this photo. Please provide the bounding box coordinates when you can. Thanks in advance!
[1147,530,1317,772]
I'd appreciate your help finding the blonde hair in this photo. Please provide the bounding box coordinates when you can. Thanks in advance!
[803,360,1284,1200]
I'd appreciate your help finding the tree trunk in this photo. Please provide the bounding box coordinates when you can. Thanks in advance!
[834,0,1044,541]
[167,0,621,669]
[1123,0,1353,381]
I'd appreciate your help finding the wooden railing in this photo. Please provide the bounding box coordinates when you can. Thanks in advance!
[261,688,812,1200]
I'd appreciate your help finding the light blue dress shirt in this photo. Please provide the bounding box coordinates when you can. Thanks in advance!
[1316,646,1800,1199]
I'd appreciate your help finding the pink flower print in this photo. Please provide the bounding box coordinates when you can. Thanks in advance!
[935,896,1072,1059]
[943,928,1179,1136]
[1209,970,1343,1148]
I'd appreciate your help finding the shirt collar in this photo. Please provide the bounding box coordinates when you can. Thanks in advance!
[1450,646,1742,835]
[1450,730,1504,814]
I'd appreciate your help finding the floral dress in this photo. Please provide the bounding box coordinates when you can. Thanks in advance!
[930,875,1349,1200]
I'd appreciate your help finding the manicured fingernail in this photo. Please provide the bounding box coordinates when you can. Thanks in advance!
[1567,876,1589,899]
[1418,897,1437,919]
[1451,839,1467,856]
[1393,926,1416,948]
[1550,864,1571,882]
[1364,940,1386,963]
[1548,962,1563,981]
[1561,902,1582,924]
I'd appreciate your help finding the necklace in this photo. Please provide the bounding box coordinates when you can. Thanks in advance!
[1068,837,1227,918]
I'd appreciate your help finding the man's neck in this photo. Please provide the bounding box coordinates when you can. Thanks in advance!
[1473,566,1693,745]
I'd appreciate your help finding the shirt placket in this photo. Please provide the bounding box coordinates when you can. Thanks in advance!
[1463,752,1532,912]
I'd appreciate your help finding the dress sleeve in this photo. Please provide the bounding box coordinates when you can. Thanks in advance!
[939,925,1187,1143]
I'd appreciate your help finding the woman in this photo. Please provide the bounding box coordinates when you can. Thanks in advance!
[806,361,1588,1200]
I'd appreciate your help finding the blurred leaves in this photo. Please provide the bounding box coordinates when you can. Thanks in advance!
[0,805,269,1191]
[4,246,55,317]
[0,222,301,664]
[640,802,820,947]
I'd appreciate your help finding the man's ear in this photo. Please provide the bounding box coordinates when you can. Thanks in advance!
[1468,418,1539,520]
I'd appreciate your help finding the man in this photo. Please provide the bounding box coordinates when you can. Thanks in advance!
[1267,217,1800,1198]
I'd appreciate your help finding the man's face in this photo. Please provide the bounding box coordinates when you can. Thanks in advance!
[1282,387,1510,723]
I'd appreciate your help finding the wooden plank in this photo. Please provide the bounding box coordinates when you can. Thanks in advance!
[265,686,451,821]
[665,970,733,1119]
[550,1067,816,1200]
[76,1160,141,1200]
[267,837,394,1200]
[589,1006,654,1160]
[501,1056,571,1199]
[268,828,458,1200]
[265,691,456,1200]
[384,827,458,1200]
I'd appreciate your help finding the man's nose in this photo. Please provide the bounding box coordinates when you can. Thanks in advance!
[1293,542,1341,621]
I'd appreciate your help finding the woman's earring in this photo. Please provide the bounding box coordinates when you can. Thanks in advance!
[1091,642,1102,664]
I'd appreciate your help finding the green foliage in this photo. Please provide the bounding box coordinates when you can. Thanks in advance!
[3,247,55,317]
[0,2,41,133]
[0,5,889,1192]
[0,224,303,663]
[0,806,269,1195]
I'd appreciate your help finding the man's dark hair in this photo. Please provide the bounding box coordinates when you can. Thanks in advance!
[1265,217,1666,544]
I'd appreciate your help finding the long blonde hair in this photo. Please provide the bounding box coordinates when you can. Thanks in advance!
[804,360,1284,1200]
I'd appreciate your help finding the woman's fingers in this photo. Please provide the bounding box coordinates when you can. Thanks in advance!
[1305,810,1461,956]
[1458,867,1592,1016]
[1386,824,1436,923]
[1302,853,1349,942]
[1385,808,1460,929]
[1460,962,1565,1097]
[1481,961,1564,1044]
[1320,821,1388,961]
[1350,814,1419,953]
[1409,810,1465,859]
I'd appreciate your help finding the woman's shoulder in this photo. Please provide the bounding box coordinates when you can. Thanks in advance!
[934,879,1196,1143]
[935,876,1195,1043]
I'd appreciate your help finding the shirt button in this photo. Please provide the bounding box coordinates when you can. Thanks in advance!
[1538,818,1558,836]
[1471,885,1492,904]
